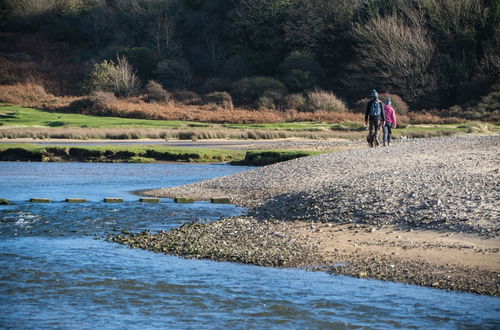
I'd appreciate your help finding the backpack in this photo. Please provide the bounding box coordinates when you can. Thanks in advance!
[370,100,381,116]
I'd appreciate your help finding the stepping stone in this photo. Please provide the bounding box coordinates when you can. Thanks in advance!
[210,197,231,204]
[104,198,123,203]
[139,198,160,203]
[174,197,194,203]
[65,198,87,203]
[30,198,51,203]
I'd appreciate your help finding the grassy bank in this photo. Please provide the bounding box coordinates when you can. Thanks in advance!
[1,105,497,141]
[0,144,322,165]
[0,144,244,163]
[0,105,203,129]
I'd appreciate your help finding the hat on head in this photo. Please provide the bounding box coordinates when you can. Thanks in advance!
[386,98,392,105]
[371,89,378,98]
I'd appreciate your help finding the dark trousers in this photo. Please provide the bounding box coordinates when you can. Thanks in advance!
[383,122,393,145]
[367,116,381,147]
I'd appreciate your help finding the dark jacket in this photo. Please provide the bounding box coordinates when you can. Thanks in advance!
[365,98,386,122]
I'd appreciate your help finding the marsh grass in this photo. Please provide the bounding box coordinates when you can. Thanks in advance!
[461,121,495,134]
[0,127,356,140]
[0,102,494,141]
[0,144,247,163]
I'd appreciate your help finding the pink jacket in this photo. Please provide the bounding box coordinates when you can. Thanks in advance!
[384,105,397,127]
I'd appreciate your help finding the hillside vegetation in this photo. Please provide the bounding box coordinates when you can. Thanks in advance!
[0,0,498,120]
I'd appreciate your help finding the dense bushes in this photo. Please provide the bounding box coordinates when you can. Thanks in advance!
[0,83,53,106]
[66,91,116,115]
[231,77,286,104]
[283,94,306,111]
[155,60,192,90]
[351,14,436,105]
[144,80,171,103]
[173,90,201,105]
[204,92,233,110]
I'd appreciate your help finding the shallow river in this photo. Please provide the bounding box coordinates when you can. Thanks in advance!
[0,162,498,328]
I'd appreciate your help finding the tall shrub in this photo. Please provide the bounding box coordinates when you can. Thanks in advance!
[144,80,171,103]
[304,90,347,112]
[379,93,409,115]
[84,60,116,94]
[204,91,233,110]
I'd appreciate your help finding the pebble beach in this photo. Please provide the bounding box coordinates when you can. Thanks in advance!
[120,135,500,295]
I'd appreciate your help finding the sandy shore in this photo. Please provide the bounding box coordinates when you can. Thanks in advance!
[126,135,499,295]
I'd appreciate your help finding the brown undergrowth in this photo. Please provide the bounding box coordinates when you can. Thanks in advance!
[0,83,494,125]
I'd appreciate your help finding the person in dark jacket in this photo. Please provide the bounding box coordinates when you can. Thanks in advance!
[365,89,386,147]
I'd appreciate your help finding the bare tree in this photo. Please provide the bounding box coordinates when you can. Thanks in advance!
[352,12,436,102]
[203,36,226,74]
[5,0,57,17]
[419,0,487,39]
[110,55,141,97]
[149,1,177,54]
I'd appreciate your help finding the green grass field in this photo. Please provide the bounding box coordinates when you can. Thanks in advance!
[0,105,497,140]
[0,105,205,129]
[0,105,331,130]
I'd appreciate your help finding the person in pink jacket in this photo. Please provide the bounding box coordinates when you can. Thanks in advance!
[383,98,397,146]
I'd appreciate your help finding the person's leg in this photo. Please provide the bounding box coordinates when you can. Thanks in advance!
[387,124,392,145]
[382,124,388,146]
[368,118,376,147]
[373,118,381,147]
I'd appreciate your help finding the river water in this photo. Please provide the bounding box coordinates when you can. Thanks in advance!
[0,162,498,329]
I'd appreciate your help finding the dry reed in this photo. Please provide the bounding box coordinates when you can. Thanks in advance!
[0,127,366,140]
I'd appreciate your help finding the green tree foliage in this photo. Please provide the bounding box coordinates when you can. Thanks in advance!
[419,0,489,98]
[279,51,323,92]
[84,60,116,93]
[227,0,293,75]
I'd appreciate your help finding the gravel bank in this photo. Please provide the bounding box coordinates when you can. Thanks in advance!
[145,135,499,236]
[136,135,500,295]
[110,217,320,268]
